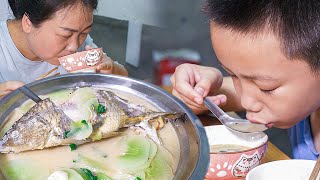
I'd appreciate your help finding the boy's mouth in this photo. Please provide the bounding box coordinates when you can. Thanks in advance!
[247,118,273,128]
[266,123,273,128]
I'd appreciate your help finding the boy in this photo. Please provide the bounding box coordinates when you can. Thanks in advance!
[170,0,320,160]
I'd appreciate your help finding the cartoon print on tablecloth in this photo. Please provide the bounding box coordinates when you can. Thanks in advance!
[85,50,101,66]
[232,151,263,178]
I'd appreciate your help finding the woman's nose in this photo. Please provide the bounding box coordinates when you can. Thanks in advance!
[66,37,80,53]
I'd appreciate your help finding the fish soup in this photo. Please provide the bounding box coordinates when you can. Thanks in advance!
[210,144,251,153]
[0,87,181,180]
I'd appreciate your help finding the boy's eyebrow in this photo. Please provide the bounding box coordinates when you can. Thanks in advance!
[59,24,93,32]
[220,64,279,81]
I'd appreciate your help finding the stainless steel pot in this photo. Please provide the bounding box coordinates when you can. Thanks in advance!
[0,74,209,179]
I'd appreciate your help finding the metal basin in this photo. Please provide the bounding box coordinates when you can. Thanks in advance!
[0,73,209,179]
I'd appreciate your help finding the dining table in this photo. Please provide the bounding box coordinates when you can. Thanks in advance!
[160,85,290,163]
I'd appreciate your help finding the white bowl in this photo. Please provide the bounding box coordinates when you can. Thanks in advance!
[246,159,316,180]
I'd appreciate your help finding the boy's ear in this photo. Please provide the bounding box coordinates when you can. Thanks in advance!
[21,14,33,33]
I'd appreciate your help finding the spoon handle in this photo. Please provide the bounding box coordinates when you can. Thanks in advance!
[204,97,226,119]
[18,86,42,103]
[309,156,320,180]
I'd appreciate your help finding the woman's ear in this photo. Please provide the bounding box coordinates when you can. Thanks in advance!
[21,14,33,33]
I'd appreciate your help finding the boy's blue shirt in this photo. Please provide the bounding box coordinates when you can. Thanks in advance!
[289,116,319,160]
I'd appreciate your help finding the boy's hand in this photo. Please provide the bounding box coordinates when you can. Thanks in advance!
[170,63,226,114]
[0,81,24,98]
[85,45,128,76]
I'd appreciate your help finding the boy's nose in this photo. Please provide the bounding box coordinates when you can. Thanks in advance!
[240,94,262,113]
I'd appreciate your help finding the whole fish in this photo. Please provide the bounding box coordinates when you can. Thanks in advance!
[0,98,73,153]
[0,88,185,153]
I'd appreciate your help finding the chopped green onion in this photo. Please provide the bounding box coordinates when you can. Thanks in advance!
[69,144,77,151]
[80,168,98,180]
[135,177,142,180]
[97,104,106,114]
[81,120,88,125]
[64,131,70,138]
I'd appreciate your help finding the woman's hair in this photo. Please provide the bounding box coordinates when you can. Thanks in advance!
[8,0,98,27]
[204,0,320,72]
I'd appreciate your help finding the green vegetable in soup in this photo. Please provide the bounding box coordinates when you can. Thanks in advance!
[74,168,111,180]
[66,120,93,140]
[79,168,98,180]
[115,136,156,173]
[95,172,112,180]
[78,154,109,172]
[62,87,99,121]
[145,154,174,180]
[63,168,84,180]
[1,159,50,180]
[45,89,74,105]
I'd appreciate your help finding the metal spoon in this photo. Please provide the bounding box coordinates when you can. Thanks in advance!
[204,97,268,133]
[18,86,42,103]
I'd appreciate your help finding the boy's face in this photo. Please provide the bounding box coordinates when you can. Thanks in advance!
[24,2,93,65]
[210,21,320,128]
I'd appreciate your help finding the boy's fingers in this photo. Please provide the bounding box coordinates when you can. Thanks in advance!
[172,69,203,104]
[172,89,207,114]
[172,89,206,109]
[174,80,203,104]
[206,94,227,106]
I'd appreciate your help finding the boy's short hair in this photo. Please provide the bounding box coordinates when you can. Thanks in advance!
[205,0,320,72]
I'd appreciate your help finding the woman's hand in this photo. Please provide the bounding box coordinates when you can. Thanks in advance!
[96,53,128,76]
[0,81,24,98]
[170,63,226,114]
[84,45,128,76]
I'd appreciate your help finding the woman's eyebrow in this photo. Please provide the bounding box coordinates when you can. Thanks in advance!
[59,24,92,32]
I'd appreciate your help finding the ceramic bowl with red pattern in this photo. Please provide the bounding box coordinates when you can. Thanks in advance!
[58,48,103,73]
[205,125,268,180]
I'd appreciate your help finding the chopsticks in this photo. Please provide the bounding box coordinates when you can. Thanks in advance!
[309,156,320,180]
[36,67,60,80]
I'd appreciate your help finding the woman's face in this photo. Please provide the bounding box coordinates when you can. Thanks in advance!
[25,2,93,65]
[210,21,320,128]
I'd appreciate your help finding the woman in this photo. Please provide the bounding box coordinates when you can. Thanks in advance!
[0,0,128,96]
